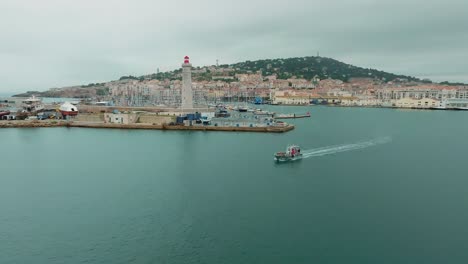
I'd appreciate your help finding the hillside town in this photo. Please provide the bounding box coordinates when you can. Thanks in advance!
[86,69,468,110]
[15,60,468,110]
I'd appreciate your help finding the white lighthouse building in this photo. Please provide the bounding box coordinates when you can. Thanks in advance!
[181,56,194,110]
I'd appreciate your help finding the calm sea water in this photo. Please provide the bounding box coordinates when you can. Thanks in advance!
[1,106,468,263]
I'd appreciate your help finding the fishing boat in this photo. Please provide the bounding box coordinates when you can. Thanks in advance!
[59,102,78,117]
[274,112,310,119]
[0,110,10,119]
[274,145,303,162]
[237,105,249,112]
[253,109,275,116]
[215,109,231,118]
[22,95,44,113]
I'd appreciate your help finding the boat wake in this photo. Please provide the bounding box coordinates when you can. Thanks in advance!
[301,137,391,159]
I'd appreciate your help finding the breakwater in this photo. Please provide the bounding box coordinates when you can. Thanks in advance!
[0,120,294,133]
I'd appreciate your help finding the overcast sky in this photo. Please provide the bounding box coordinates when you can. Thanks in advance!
[1,0,467,93]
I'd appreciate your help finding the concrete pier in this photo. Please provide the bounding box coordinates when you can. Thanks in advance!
[0,120,294,133]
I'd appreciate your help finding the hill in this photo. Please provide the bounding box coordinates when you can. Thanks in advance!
[15,55,464,98]
[230,56,419,82]
[144,56,421,83]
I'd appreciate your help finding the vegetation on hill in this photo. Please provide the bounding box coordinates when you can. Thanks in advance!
[142,56,422,83]
[232,56,422,82]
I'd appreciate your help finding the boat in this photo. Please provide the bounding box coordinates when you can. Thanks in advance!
[22,96,44,113]
[0,110,10,119]
[59,102,78,116]
[253,109,275,116]
[215,109,231,118]
[430,106,447,110]
[274,145,303,162]
[254,97,263,105]
[274,112,311,119]
[95,101,110,106]
[215,103,226,109]
[237,105,249,112]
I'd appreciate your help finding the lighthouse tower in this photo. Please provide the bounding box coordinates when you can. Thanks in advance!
[181,56,193,110]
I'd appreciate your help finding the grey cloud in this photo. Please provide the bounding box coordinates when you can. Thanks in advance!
[1,0,467,93]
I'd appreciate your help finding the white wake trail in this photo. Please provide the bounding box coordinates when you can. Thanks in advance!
[301,137,391,159]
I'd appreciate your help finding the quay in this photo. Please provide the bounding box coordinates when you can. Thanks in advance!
[0,120,294,133]
[0,57,296,133]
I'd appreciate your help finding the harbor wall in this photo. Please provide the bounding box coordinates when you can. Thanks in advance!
[0,120,294,133]
[75,113,173,125]
[75,113,104,122]
[68,123,293,133]
[138,115,174,125]
[0,120,69,128]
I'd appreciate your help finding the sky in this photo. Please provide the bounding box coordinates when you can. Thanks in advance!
[1,0,467,93]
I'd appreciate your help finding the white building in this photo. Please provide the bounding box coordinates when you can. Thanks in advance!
[394,98,439,109]
[104,113,138,124]
[444,98,468,109]
[376,87,458,100]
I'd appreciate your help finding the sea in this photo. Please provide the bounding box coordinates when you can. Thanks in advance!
[1,105,468,263]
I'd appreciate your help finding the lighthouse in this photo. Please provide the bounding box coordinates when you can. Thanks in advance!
[181,56,193,110]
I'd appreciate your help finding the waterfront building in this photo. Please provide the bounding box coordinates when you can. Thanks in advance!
[338,97,359,106]
[376,86,459,100]
[444,98,468,109]
[456,90,468,99]
[394,98,439,108]
[273,96,310,105]
[271,90,316,105]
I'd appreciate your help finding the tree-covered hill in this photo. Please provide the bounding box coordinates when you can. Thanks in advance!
[146,56,421,83]
[229,56,420,82]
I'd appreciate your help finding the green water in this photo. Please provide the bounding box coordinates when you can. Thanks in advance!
[1,106,468,263]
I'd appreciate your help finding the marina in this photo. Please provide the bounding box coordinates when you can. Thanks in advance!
[0,57,303,133]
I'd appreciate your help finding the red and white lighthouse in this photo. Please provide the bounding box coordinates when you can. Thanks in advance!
[181,56,193,110]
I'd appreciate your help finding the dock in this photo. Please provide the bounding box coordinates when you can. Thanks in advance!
[0,120,294,133]
[274,112,311,119]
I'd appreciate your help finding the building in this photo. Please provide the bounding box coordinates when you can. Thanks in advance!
[271,90,314,105]
[104,113,138,124]
[394,98,439,108]
[376,86,459,100]
[181,56,194,110]
[444,98,468,109]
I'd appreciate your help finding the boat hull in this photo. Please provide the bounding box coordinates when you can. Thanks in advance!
[60,110,78,116]
[274,154,303,162]
[275,114,310,119]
